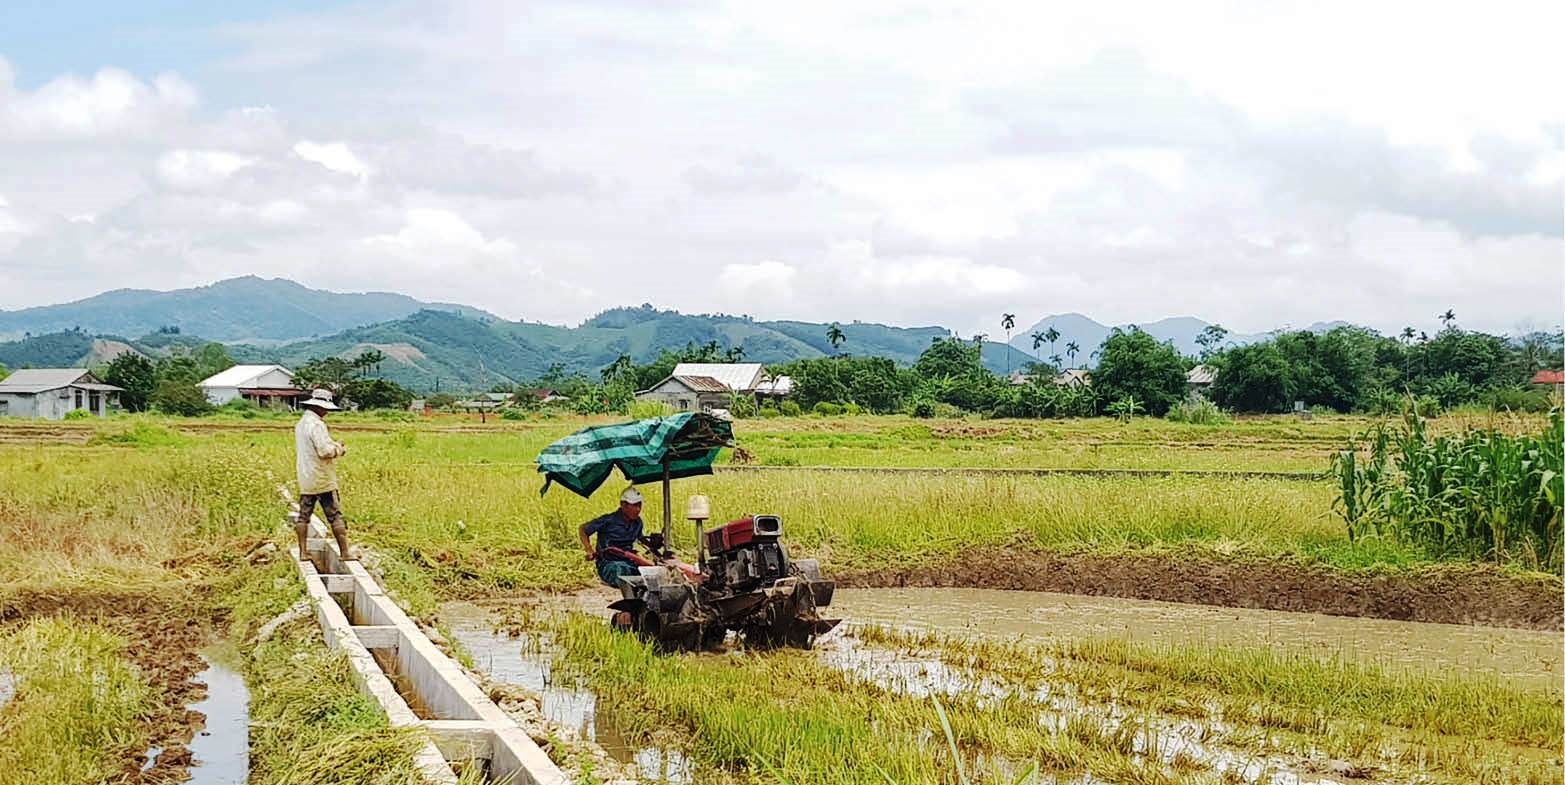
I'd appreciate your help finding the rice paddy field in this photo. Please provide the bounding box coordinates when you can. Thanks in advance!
[0,411,1559,784]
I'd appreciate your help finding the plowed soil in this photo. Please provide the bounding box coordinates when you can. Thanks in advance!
[0,591,215,784]
[834,548,1564,631]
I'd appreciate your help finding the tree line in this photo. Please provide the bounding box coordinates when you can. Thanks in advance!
[98,345,412,415]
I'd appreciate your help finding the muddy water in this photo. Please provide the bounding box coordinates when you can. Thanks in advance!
[441,602,693,783]
[0,668,13,712]
[818,636,1337,785]
[830,587,1563,690]
[186,657,250,785]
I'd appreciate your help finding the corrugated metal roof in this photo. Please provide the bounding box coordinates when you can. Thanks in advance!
[0,368,93,393]
[671,375,731,393]
[1532,370,1565,385]
[1187,364,1217,385]
[1054,369,1091,387]
[671,363,766,391]
[200,364,293,388]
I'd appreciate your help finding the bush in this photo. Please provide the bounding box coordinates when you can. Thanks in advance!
[1489,386,1553,413]
[217,398,261,419]
[779,400,802,417]
[62,408,92,421]
[501,407,526,421]
[812,402,843,416]
[909,399,936,419]
[628,400,675,419]
[1165,398,1230,425]
[151,381,214,416]
[841,402,865,416]
[758,404,782,418]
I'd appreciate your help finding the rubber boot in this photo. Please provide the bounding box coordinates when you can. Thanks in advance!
[295,519,310,562]
[332,523,356,561]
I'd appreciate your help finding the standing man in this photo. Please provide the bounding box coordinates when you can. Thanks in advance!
[295,388,355,560]
[579,487,654,586]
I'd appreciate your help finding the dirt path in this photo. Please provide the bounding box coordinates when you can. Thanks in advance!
[0,591,215,784]
[834,548,1564,631]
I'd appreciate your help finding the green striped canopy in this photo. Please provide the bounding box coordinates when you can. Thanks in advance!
[536,412,735,498]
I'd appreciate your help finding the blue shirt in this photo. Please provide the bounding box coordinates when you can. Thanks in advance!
[585,510,644,553]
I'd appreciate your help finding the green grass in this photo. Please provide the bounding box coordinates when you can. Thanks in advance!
[549,614,1226,785]
[547,614,1561,785]
[850,626,1564,785]
[0,414,1521,612]
[0,618,151,785]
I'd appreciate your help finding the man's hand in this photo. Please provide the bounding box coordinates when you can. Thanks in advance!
[584,550,597,561]
[335,442,348,457]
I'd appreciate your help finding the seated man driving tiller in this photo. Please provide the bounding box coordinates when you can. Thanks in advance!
[579,487,664,586]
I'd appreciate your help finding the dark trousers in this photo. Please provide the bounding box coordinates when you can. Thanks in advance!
[299,491,345,527]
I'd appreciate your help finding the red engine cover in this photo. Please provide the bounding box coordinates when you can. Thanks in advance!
[706,516,755,555]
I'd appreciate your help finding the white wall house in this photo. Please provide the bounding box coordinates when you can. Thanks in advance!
[199,364,303,408]
[0,369,122,419]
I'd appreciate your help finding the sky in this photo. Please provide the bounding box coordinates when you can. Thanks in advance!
[0,0,1560,339]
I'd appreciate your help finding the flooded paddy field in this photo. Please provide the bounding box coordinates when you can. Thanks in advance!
[2,413,1559,783]
[444,594,1564,785]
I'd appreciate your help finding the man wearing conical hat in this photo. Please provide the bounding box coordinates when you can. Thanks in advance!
[294,388,355,561]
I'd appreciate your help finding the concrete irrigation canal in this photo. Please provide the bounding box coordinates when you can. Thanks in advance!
[290,499,567,785]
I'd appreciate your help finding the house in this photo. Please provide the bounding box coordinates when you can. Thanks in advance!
[637,375,732,412]
[1054,369,1091,388]
[1531,369,1565,393]
[199,365,303,408]
[1187,364,1217,396]
[669,363,769,393]
[1008,369,1090,387]
[0,369,122,419]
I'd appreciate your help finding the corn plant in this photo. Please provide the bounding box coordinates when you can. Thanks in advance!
[1331,405,1563,570]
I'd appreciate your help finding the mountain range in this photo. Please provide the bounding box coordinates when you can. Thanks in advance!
[0,277,1355,392]
[0,276,492,343]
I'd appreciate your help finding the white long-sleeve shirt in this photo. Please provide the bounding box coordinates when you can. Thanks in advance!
[295,410,345,494]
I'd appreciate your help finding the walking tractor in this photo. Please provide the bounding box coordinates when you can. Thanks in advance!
[536,412,839,651]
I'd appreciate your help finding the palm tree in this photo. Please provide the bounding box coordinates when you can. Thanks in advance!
[1031,331,1046,359]
[1439,309,1456,330]
[1065,341,1080,369]
[1050,354,1063,370]
[1044,326,1061,363]
[826,323,846,352]
[973,333,987,353]
[725,345,746,362]
[1400,326,1415,344]
[1000,313,1016,373]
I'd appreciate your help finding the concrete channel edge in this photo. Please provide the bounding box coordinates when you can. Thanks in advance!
[287,497,568,785]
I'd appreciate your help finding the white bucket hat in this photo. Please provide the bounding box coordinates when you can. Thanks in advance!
[302,388,341,411]
[620,487,644,505]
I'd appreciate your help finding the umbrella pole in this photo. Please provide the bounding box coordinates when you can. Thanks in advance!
[661,459,672,549]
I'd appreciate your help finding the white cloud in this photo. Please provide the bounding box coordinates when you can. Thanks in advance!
[0,57,196,139]
[362,207,516,261]
[719,261,797,301]
[293,140,371,178]
[155,149,254,190]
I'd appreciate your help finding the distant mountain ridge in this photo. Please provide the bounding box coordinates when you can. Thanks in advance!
[0,305,1037,390]
[1011,312,1354,362]
[0,276,494,342]
[2,277,1365,391]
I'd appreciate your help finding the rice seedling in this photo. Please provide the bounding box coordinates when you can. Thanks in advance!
[0,618,150,785]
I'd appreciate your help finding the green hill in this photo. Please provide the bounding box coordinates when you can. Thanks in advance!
[0,302,1034,393]
[0,276,494,343]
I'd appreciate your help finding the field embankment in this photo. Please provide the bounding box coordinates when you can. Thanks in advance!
[835,548,1563,629]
